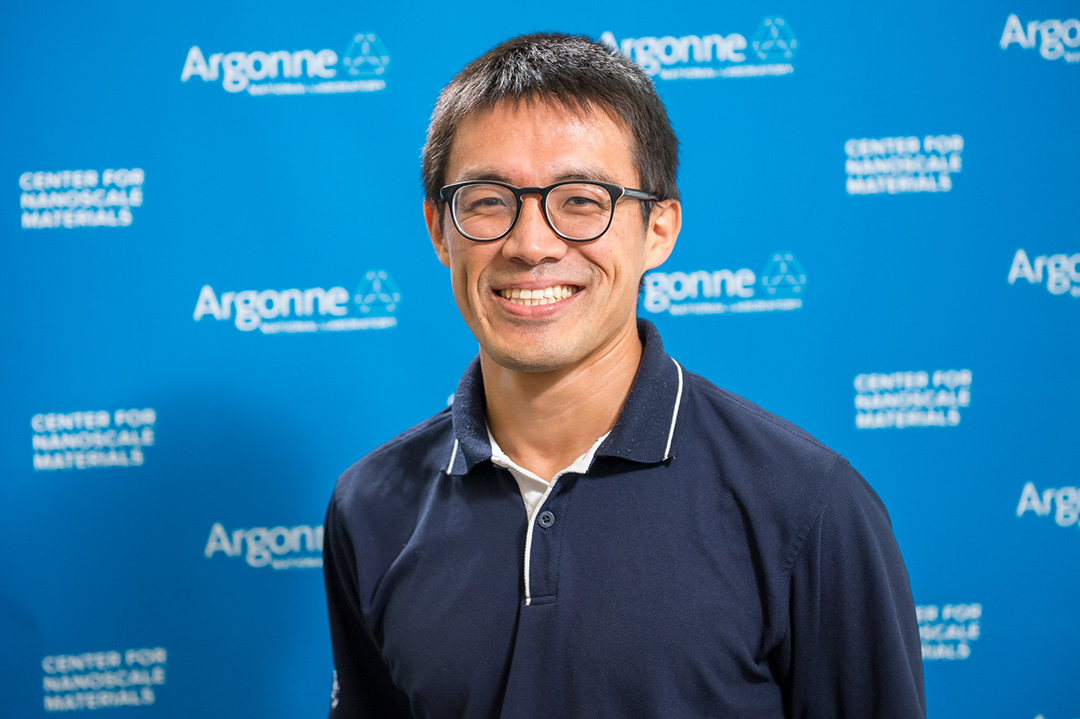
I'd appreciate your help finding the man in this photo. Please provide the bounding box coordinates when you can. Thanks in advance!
[324,33,925,718]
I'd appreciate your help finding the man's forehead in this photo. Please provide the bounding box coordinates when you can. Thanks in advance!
[468,95,620,122]
[445,98,636,183]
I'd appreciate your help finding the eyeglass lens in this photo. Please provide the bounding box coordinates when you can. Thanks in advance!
[452,183,613,240]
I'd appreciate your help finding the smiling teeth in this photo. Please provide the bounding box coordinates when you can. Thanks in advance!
[498,285,579,306]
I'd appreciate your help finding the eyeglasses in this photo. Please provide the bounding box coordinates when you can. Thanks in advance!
[439,180,659,242]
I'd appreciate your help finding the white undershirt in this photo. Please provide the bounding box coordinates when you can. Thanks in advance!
[487,427,610,524]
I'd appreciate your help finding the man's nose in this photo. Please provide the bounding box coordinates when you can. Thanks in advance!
[500,195,568,265]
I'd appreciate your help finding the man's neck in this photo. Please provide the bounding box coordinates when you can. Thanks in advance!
[481,323,643,482]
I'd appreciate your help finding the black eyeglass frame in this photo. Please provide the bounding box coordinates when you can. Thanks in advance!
[439,180,660,243]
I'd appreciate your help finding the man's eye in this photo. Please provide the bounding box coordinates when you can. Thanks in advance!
[464,196,510,213]
[462,190,511,207]
[559,195,606,214]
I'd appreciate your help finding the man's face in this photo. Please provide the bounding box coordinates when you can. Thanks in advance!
[425,100,679,374]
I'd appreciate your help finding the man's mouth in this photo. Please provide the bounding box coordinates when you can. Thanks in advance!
[497,284,581,306]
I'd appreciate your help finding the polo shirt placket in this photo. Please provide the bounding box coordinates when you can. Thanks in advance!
[489,429,610,606]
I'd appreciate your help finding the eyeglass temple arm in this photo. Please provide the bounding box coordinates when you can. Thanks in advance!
[622,188,660,201]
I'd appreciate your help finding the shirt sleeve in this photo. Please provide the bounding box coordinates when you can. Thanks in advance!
[323,493,413,718]
[777,458,926,718]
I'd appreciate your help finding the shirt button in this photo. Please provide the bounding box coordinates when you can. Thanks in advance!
[537,511,555,528]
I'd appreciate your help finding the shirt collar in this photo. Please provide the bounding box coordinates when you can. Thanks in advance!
[489,426,612,484]
[446,318,685,475]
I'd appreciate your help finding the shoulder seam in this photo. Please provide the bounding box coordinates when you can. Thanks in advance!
[766,454,847,654]
[780,453,846,577]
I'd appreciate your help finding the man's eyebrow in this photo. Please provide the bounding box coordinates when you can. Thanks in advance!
[450,166,618,185]
[454,168,514,183]
[551,168,615,183]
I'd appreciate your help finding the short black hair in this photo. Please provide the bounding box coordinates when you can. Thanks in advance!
[421,32,679,223]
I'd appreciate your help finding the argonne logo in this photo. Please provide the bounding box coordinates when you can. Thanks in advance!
[1017,482,1079,528]
[601,16,798,81]
[642,251,806,316]
[342,33,391,77]
[1007,249,1080,297]
[751,17,798,62]
[180,31,391,95]
[1000,13,1080,62]
[193,269,402,334]
[205,522,323,570]
[759,251,807,297]
[354,269,401,315]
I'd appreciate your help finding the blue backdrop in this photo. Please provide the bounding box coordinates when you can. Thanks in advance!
[3,1,1078,716]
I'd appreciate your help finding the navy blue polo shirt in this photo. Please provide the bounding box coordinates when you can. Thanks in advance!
[324,320,925,718]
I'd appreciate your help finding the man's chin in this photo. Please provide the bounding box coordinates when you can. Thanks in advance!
[479,342,575,375]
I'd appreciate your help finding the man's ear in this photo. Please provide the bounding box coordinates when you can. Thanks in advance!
[643,199,682,272]
[424,200,451,268]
